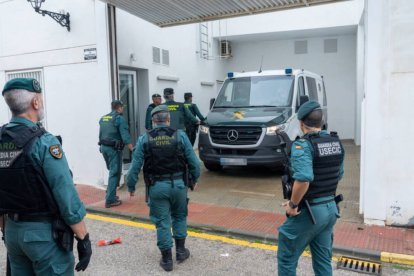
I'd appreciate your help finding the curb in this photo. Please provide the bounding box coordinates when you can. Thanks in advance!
[85,206,414,266]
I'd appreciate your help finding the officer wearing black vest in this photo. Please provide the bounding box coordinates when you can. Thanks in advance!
[0,78,92,275]
[184,92,205,146]
[277,101,345,276]
[127,105,200,272]
[145,93,162,130]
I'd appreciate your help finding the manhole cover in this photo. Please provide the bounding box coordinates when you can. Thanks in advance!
[337,256,381,275]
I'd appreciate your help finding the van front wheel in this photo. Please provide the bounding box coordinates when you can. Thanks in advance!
[204,162,222,171]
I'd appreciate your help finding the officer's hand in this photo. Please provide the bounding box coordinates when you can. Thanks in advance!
[75,233,92,271]
[282,201,300,217]
[127,144,133,151]
[129,192,135,198]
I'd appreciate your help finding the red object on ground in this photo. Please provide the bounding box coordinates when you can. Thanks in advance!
[97,237,122,246]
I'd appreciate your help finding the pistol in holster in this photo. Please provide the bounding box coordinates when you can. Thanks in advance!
[184,165,196,191]
[144,175,154,203]
[114,140,125,151]
[52,218,74,252]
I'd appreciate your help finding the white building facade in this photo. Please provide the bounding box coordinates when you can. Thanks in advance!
[0,0,413,226]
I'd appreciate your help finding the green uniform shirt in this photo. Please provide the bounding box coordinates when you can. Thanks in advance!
[126,125,201,193]
[184,101,205,125]
[6,117,86,225]
[165,100,198,130]
[290,130,345,182]
[99,110,131,144]
[145,104,156,130]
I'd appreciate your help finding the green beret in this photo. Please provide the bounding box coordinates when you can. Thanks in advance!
[163,88,174,96]
[151,105,169,116]
[297,100,321,120]
[2,78,42,96]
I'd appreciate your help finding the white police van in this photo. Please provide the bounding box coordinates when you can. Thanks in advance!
[198,68,327,171]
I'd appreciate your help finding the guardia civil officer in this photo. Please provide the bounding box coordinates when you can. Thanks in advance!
[145,93,162,130]
[0,78,92,275]
[127,105,200,272]
[163,88,198,131]
[184,92,205,146]
[99,100,133,208]
[277,101,345,276]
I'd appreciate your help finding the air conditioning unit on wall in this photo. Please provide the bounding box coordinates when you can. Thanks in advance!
[220,40,232,58]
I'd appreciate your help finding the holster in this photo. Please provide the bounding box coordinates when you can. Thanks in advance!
[184,165,196,191]
[144,176,153,203]
[114,140,125,151]
[281,173,293,200]
[52,218,74,252]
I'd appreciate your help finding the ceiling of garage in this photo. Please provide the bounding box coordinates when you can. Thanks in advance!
[100,0,347,27]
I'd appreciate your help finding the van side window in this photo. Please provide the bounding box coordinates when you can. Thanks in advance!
[306,77,318,101]
[297,76,305,106]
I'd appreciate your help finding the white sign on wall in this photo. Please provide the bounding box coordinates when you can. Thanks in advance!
[84,48,97,60]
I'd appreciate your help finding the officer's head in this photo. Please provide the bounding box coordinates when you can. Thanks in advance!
[2,78,45,122]
[151,105,170,127]
[184,92,192,102]
[111,100,124,113]
[163,88,174,101]
[152,93,162,105]
[297,101,323,133]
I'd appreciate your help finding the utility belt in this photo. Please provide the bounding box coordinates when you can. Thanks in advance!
[153,174,184,182]
[99,139,124,150]
[144,173,184,203]
[6,213,74,252]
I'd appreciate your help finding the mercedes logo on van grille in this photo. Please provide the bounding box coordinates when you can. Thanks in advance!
[227,129,239,142]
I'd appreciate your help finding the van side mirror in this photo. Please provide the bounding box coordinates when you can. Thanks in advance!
[299,95,309,106]
[210,98,215,109]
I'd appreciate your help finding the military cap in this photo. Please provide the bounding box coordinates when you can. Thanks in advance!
[151,105,169,117]
[184,92,192,98]
[2,78,42,96]
[297,100,321,120]
[152,93,161,98]
[163,88,174,96]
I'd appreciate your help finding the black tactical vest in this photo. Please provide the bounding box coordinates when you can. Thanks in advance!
[301,132,344,199]
[0,124,56,214]
[143,127,186,178]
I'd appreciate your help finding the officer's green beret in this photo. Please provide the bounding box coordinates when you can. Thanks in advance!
[297,100,321,120]
[163,88,174,96]
[2,78,42,96]
[151,105,169,117]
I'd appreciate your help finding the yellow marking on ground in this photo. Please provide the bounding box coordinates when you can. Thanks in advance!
[381,252,414,266]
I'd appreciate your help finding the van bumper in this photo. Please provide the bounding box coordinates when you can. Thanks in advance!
[198,132,288,167]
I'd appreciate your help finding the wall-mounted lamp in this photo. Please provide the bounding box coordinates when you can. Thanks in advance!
[27,0,70,32]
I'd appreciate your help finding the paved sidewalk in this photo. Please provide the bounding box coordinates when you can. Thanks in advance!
[77,184,414,259]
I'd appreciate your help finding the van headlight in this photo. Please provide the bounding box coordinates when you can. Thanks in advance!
[266,124,286,135]
[200,125,209,134]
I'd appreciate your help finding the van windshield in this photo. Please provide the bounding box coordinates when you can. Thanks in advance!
[214,75,294,108]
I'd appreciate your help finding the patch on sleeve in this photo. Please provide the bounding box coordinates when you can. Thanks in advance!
[295,145,302,149]
[49,144,63,159]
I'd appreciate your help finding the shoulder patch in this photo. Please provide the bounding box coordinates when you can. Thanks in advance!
[49,144,63,159]
[295,145,302,149]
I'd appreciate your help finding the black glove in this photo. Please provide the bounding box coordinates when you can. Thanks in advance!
[75,233,92,271]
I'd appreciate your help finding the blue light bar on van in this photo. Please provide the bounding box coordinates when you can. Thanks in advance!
[227,72,234,78]
[285,68,293,75]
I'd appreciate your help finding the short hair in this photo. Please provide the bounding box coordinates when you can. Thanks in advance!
[302,109,323,128]
[111,101,123,110]
[3,89,36,116]
[152,112,170,125]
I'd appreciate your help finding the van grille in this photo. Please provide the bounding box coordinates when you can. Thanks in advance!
[209,126,263,145]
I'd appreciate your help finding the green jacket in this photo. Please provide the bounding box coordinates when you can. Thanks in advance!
[145,103,156,130]
[184,102,205,125]
[99,111,131,144]
[165,100,197,130]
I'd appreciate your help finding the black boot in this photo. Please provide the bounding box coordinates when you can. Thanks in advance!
[175,238,190,263]
[160,249,173,271]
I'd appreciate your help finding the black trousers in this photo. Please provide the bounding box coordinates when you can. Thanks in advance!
[185,124,197,146]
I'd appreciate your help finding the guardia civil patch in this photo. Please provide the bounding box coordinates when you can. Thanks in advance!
[49,144,63,159]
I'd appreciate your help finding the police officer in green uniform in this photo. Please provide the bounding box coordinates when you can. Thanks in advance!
[277,101,345,276]
[184,92,205,146]
[145,93,162,130]
[99,100,133,208]
[127,105,200,272]
[163,88,198,131]
[0,78,92,275]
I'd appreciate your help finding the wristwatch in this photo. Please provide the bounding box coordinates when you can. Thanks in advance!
[288,200,298,209]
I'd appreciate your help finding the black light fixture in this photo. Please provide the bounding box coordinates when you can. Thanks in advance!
[27,0,70,32]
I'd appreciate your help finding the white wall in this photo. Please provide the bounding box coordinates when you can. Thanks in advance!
[116,9,226,128]
[362,0,414,226]
[0,0,112,186]
[221,35,357,139]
